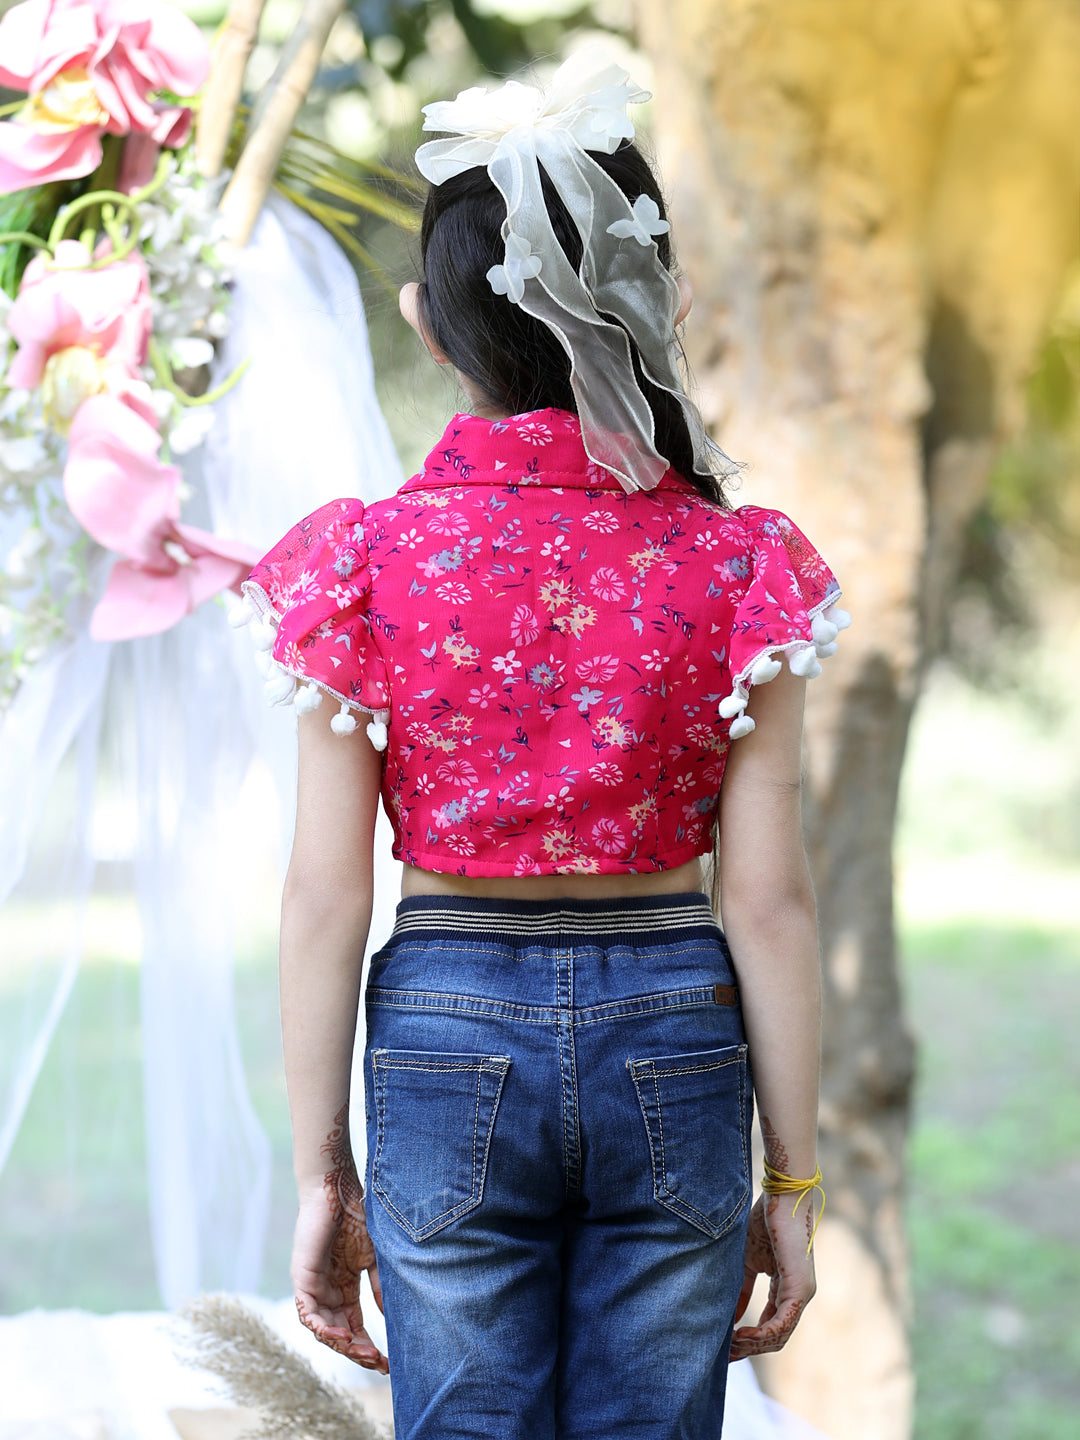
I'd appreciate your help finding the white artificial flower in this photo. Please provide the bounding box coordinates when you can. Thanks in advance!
[168,407,215,455]
[0,434,49,473]
[423,81,543,142]
[417,53,651,183]
[606,193,670,247]
[487,232,543,304]
[170,337,215,369]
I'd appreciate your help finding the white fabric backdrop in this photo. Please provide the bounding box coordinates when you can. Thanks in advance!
[0,193,405,1308]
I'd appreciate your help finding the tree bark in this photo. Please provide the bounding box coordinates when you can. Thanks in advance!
[635,2,1080,1436]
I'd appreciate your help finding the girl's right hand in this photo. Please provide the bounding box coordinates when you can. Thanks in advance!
[291,1166,389,1374]
[728,1193,818,1360]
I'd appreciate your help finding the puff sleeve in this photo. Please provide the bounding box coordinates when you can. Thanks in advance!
[719,505,850,740]
[235,498,392,746]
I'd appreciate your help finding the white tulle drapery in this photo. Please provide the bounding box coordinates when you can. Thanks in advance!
[0,192,404,1308]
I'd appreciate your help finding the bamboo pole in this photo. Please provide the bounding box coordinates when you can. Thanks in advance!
[196,0,270,179]
[219,0,346,247]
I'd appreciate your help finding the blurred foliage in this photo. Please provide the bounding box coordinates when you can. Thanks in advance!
[0,180,84,297]
[346,0,597,80]
[946,272,1080,684]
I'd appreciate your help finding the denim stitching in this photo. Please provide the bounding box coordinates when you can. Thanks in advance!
[372,1052,388,1222]
[643,1058,741,1079]
[574,987,736,1026]
[378,1083,481,1239]
[368,990,553,1023]
[371,1059,511,1072]
[367,984,737,1028]
[685,1052,751,1239]
[651,1070,668,1199]
[626,1047,750,1239]
[628,1064,664,1208]
[567,955,581,1201]
[474,1058,510,1230]
[556,947,571,1201]
[371,1051,510,1241]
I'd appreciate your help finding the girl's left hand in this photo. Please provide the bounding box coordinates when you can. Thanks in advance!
[291,1159,389,1374]
[729,1193,817,1361]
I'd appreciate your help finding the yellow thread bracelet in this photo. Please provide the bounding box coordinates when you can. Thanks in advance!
[760,1161,825,1254]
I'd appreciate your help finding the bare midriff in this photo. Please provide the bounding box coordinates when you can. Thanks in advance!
[400,856,705,901]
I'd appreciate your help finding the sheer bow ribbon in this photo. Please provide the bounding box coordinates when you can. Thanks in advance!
[415,52,728,495]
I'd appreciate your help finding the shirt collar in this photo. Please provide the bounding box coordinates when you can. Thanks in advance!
[402,408,690,492]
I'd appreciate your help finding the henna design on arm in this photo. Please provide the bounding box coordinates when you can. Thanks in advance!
[759,1112,790,1174]
[319,1103,371,1305]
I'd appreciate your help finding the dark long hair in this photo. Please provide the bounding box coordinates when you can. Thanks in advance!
[416,141,732,508]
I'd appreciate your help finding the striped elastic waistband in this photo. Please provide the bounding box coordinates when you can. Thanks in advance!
[382,891,722,950]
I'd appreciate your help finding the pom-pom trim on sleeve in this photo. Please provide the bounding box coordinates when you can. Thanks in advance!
[230,586,391,749]
[717,597,851,738]
[717,505,848,739]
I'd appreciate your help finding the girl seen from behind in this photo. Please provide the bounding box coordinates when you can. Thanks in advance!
[239,51,848,1440]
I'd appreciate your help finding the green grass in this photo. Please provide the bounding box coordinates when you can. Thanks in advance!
[901,922,1080,1440]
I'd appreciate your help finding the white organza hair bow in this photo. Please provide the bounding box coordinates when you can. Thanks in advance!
[415,51,728,495]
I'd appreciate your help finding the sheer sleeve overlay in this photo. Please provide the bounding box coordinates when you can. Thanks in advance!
[235,499,391,747]
[718,505,850,740]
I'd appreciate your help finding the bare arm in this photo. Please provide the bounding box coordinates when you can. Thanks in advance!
[279,702,387,1370]
[717,667,820,1357]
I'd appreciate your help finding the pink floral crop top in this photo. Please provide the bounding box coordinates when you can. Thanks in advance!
[240,408,847,877]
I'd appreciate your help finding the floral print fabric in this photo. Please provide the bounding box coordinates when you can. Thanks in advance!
[243,408,842,876]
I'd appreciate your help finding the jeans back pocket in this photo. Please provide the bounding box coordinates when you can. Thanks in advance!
[372,1048,511,1242]
[628,1044,750,1239]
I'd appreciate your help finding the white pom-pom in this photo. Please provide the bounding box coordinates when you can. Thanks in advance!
[252,619,277,652]
[228,596,255,628]
[789,646,823,678]
[264,666,296,705]
[814,640,839,659]
[729,714,756,740]
[366,719,388,751]
[330,703,358,736]
[750,654,783,685]
[293,682,323,715]
[252,648,273,678]
[718,690,747,719]
[824,604,852,631]
[811,613,839,646]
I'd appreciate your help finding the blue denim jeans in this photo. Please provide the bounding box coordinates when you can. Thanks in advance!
[363,892,754,1440]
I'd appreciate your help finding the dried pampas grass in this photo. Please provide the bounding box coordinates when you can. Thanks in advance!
[175,1295,391,1440]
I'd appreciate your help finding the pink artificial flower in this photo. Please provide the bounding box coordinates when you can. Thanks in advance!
[116,131,160,192]
[0,118,106,189]
[90,527,259,640]
[65,394,181,561]
[6,240,154,425]
[64,396,258,640]
[0,0,209,193]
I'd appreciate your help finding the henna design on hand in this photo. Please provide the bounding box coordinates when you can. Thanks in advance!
[320,1103,373,1304]
[730,1296,807,1358]
[293,1103,387,1372]
[729,1190,816,1361]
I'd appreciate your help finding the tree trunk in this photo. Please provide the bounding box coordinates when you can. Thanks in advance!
[635,2,1080,1436]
